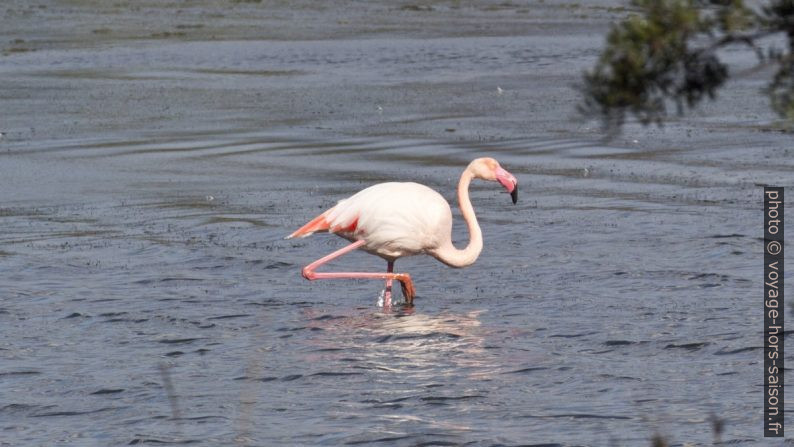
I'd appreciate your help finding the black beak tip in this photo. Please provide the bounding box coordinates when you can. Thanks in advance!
[510,185,518,204]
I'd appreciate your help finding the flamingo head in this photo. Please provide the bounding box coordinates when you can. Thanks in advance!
[469,157,518,204]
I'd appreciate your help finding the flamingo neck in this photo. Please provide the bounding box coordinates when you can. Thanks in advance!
[434,168,483,268]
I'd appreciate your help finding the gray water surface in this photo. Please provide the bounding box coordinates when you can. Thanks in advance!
[0,1,790,446]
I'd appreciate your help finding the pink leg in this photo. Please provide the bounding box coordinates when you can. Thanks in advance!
[301,240,415,304]
[383,261,394,307]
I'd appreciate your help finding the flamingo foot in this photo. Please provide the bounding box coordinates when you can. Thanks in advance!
[383,286,392,307]
[377,289,391,308]
[396,274,415,305]
[383,261,394,307]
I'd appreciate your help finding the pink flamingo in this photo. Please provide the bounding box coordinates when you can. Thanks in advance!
[286,157,518,306]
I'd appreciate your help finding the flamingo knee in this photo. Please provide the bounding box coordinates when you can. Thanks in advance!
[302,266,317,281]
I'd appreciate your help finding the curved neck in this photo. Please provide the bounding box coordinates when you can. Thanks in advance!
[434,169,483,268]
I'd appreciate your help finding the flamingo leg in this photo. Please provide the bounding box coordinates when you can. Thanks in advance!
[383,261,394,307]
[301,240,415,304]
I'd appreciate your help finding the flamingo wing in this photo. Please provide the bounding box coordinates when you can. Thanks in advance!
[286,195,362,240]
[286,211,334,238]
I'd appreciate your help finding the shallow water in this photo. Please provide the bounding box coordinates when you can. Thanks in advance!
[1,1,792,446]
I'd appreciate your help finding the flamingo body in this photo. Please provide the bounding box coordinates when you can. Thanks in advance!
[290,182,452,260]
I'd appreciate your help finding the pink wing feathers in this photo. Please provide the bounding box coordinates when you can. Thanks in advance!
[286,200,359,239]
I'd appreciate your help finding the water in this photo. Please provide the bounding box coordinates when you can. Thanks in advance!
[0,1,791,446]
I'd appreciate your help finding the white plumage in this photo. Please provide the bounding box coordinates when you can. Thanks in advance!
[325,182,452,260]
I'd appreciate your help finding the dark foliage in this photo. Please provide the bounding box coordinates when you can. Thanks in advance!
[581,0,794,131]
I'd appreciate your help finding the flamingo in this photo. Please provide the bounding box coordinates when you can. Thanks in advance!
[286,157,518,306]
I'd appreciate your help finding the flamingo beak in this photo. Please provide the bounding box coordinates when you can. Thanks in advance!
[495,166,518,204]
